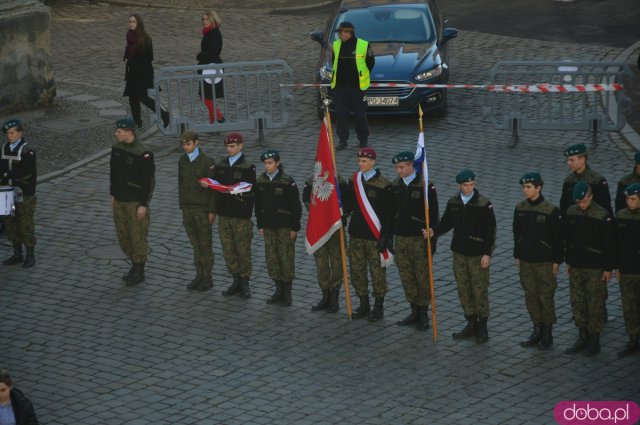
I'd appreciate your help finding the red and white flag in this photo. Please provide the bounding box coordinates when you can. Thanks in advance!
[305,118,342,255]
[199,178,252,195]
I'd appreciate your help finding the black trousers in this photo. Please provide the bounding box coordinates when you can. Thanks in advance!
[129,95,168,127]
[334,86,369,146]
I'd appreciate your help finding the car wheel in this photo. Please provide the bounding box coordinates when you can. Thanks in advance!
[433,90,448,117]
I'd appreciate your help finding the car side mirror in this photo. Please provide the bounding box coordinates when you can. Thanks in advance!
[309,30,327,48]
[442,27,459,44]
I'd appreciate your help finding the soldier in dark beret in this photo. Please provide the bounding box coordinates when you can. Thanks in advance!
[429,169,496,343]
[110,117,155,285]
[512,172,563,349]
[255,149,301,306]
[614,183,640,357]
[615,152,640,212]
[564,182,615,356]
[1,118,38,268]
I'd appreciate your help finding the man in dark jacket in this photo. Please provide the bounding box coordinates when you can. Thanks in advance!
[615,152,640,212]
[0,369,39,425]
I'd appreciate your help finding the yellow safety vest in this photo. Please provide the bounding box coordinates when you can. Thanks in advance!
[331,38,371,91]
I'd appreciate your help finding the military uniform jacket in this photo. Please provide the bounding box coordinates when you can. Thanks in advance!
[109,138,155,206]
[433,189,496,257]
[212,153,256,219]
[513,195,564,264]
[255,170,302,231]
[178,149,216,211]
[615,207,640,274]
[344,170,393,241]
[565,202,615,271]
[391,176,439,238]
[0,139,37,196]
[615,170,640,212]
[560,166,612,215]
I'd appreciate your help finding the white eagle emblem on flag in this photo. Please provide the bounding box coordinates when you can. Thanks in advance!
[311,161,334,206]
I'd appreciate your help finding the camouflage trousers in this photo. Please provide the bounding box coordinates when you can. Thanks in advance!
[264,227,295,282]
[113,199,149,264]
[518,261,557,325]
[4,195,36,247]
[395,235,431,307]
[348,237,388,298]
[569,267,607,333]
[619,274,640,335]
[218,215,253,278]
[452,252,490,317]
[314,230,343,290]
[182,207,213,277]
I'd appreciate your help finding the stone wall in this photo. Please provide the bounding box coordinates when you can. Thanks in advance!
[0,0,56,115]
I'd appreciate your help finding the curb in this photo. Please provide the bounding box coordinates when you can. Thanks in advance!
[608,40,640,152]
[98,0,337,13]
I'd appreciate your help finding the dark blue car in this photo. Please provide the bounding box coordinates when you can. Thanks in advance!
[310,0,458,118]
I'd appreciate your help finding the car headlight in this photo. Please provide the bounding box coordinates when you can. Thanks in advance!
[415,65,442,81]
[319,67,332,81]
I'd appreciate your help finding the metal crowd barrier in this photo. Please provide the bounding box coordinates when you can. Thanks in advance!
[488,61,631,147]
[152,60,293,144]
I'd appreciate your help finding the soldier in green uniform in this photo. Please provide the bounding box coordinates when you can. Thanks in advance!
[344,147,393,321]
[109,117,155,285]
[178,130,217,291]
[302,174,347,313]
[1,119,37,268]
[564,182,615,356]
[615,152,640,212]
[214,132,256,299]
[512,173,564,350]
[614,183,640,357]
[430,170,496,343]
[391,151,438,330]
[255,150,302,306]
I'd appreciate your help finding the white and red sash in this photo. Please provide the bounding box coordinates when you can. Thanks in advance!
[353,171,393,267]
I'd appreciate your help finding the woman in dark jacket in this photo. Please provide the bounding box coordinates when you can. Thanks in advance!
[197,10,225,123]
[0,370,39,425]
[123,14,168,128]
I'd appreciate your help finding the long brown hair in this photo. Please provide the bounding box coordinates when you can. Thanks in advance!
[130,14,151,51]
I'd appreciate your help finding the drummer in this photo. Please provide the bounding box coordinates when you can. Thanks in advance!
[1,119,37,268]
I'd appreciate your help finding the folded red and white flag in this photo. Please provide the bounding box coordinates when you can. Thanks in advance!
[199,178,252,195]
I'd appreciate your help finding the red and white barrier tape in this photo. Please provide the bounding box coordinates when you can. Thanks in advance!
[280,83,623,93]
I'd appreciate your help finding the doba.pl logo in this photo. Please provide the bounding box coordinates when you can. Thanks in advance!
[554,401,640,425]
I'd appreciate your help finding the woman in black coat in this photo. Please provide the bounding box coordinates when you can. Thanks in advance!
[123,14,168,128]
[0,370,39,425]
[197,10,225,123]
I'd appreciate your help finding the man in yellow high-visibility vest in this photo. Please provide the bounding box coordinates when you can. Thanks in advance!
[331,21,375,150]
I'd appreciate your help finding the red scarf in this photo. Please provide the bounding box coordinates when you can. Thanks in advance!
[202,25,214,36]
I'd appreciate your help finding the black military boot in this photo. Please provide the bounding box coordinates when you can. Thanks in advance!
[326,287,340,313]
[452,315,478,339]
[3,244,23,266]
[267,281,284,304]
[336,141,347,151]
[617,334,639,358]
[126,263,145,286]
[585,332,601,357]
[520,323,542,347]
[222,274,241,296]
[565,328,589,354]
[397,303,418,326]
[537,324,554,350]
[368,297,384,322]
[122,264,135,282]
[476,316,489,343]
[351,295,370,319]
[417,305,430,330]
[187,271,203,290]
[197,271,213,291]
[239,276,251,299]
[22,247,35,268]
[311,289,330,311]
[281,281,292,307]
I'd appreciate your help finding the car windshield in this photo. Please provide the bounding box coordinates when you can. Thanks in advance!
[334,6,435,43]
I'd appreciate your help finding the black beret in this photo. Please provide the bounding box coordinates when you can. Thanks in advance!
[2,118,22,133]
[261,149,280,162]
[623,183,640,196]
[519,172,543,186]
[573,181,590,201]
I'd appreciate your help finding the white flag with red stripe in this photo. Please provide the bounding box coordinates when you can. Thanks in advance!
[199,178,252,195]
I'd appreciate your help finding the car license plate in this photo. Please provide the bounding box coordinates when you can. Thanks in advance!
[367,96,399,106]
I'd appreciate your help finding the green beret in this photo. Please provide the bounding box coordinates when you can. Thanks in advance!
[116,117,136,129]
[456,169,475,184]
[564,143,587,157]
[572,181,590,201]
[519,172,543,186]
[2,118,22,133]
[261,149,280,162]
[181,130,198,143]
[635,152,640,165]
[623,183,640,197]
[392,151,415,164]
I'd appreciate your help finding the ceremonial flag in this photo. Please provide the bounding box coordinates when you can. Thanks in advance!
[414,132,429,205]
[305,118,342,255]
[199,178,252,195]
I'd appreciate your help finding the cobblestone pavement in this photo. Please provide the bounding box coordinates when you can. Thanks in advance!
[2,2,640,425]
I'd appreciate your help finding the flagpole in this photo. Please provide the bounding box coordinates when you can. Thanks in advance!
[323,99,353,319]
[419,105,438,342]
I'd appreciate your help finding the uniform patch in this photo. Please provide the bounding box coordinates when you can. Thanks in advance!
[275,188,284,196]
[143,153,151,159]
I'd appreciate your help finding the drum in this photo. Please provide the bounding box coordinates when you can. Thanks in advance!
[0,186,15,216]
